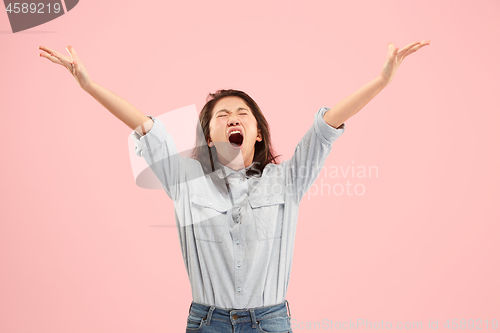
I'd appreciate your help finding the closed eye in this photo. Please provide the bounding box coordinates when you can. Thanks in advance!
[216,111,247,117]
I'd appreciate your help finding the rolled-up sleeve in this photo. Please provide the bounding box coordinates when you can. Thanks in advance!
[314,106,346,144]
[282,107,346,202]
[131,115,167,157]
[130,115,187,201]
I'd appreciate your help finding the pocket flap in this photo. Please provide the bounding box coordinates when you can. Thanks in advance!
[249,194,285,208]
[191,194,228,213]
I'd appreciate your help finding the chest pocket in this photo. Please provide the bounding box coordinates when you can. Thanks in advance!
[190,194,228,243]
[249,193,285,240]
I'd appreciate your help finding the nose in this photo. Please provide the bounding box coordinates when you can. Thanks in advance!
[228,117,240,126]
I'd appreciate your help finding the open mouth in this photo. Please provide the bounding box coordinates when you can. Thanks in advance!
[228,130,244,148]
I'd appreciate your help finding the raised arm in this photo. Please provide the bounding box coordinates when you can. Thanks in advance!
[323,40,431,127]
[39,45,189,200]
[38,45,151,135]
[282,107,345,203]
[283,40,430,202]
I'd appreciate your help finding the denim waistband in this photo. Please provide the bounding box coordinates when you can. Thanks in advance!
[188,299,291,327]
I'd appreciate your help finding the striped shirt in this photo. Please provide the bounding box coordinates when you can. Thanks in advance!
[131,106,345,309]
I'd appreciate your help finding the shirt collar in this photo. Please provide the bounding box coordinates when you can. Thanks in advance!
[215,161,256,179]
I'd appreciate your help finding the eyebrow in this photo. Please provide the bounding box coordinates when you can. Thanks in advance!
[214,107,249,116]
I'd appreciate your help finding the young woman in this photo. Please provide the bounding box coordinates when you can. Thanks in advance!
[39,39,430,333]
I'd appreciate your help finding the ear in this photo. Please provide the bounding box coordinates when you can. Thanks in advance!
[207,137,213,147]
[256,129,263,142]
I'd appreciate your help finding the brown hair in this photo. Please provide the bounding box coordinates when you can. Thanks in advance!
[190,89,281,177]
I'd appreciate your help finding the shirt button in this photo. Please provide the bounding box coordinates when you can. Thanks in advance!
[235,217,239,222]
[266,199,271,204]
[235,239,240,245]
[237,262,241,267]
[208,201,212,206]
[237,287,242,292]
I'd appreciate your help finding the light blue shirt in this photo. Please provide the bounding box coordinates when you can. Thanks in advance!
[131,106,345,309]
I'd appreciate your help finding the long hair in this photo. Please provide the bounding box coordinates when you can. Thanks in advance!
[190,89,281,177]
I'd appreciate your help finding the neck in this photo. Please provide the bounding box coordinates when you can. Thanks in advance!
[218,153,253,171]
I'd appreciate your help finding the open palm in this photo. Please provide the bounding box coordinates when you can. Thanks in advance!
[39,45,92,91]
[381,40,430,86]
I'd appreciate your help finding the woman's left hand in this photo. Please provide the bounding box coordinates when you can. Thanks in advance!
[381,40,431,86]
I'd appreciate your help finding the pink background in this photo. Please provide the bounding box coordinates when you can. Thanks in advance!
[1,0,499,332]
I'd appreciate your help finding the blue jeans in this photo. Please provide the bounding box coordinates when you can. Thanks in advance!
[185,299,293,333]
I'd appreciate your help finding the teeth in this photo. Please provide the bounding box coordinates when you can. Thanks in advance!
[229,130,241,135]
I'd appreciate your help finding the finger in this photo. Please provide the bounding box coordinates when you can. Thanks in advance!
[39,46,68,63]
[39,51,65,66]
[39,46,72,66]
[51,51,71,65]
[38,45,58,55]
[66,45,80,62]
[53,54,73,70]
[387,42,397,53]
[403,46,423,58]
[400,43,428,59]
[399,41,422,55]
[391,45,399,58]
[399,40,430,57]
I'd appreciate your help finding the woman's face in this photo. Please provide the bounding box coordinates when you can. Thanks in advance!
[208,96,262,170]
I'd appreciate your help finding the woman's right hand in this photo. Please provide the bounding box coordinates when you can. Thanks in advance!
[39,45,92,92]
